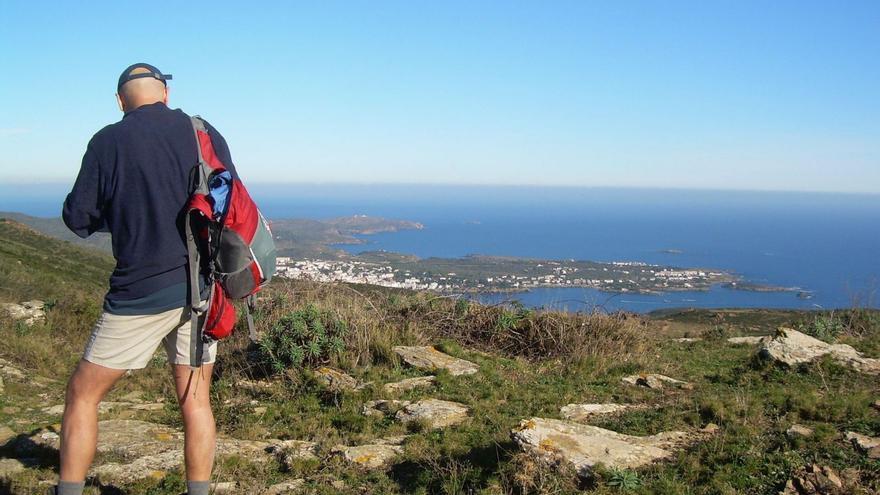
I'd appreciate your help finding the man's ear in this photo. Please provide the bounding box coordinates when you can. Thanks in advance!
[116,93,126,113]
[163,86,169,105]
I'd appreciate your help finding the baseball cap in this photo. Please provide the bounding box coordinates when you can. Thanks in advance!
[117,63,173,92]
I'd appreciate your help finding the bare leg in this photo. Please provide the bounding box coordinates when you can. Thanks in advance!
[59,360,127,481]
[172,364,216,481]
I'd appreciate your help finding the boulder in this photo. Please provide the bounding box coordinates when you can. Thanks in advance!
[332,436,406,469]
[393,346,479,376]
[382,376,437,394]
[727,336,769,345]
[759,328,880,375]
[621,374,692,390]
[511,417,701,477]
[395,399,469,429]
[1,300,46,326]
[313,367,368,392]
[559,403,637,422]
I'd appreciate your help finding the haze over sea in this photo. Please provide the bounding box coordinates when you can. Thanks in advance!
[4,183,878,314]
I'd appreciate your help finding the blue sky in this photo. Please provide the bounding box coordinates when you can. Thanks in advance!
[1,1,878,192]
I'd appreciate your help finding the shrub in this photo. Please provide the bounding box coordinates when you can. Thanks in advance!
[258,304,348,373]
[606,468,641,490]
[799,315,844,342]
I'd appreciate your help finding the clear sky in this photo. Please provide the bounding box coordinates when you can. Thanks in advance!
[1,1,878,193]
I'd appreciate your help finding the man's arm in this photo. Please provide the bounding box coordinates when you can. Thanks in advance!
[62,144,107,238]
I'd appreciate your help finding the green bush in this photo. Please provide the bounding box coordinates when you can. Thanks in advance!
[800,315,844,342]
[258,304,348,373]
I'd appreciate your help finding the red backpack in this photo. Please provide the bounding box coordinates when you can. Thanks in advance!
[184,116,276,367]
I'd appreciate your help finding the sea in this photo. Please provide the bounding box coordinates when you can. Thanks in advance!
[3,183,878,314]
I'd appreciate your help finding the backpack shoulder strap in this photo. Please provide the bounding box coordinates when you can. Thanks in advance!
[186,114,211,368]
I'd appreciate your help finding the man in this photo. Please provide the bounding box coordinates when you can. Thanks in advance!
[55,63,237,495]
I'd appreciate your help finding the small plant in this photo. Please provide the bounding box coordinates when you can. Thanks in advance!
[800,314,844,342]
[259,304,348,373]
[607,468,641,490]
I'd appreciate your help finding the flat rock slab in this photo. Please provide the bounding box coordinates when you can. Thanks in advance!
[760,328,880,375]
[0,458,26,477]
[727,336,769,345]
[314,367,368,392]
[671,337,702,343]
[332,437,406,469]
[393,346,478,376]
[560,403,640,422]
[845,431,880,458]
[395,398,470,429]
[1,300,46,326]
[621,374,692,390]
[511,417,699,476]
[42,401,164,416]
[21,420,314,482]
[786,424,814,439]
[383,375,437,394]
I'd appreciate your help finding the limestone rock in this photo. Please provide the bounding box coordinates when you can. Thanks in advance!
[1,300,46,326]
[313,367,368,392]
[267,439,320,469]
[21,420,312,482]
[0,358,26,381]
[727,336,769,345]
[382,375,437,394]
[786,424,814,439]
[0,458,26,477]
[362,399,410,418]
[395,398,469,429]
[621,373,692,390]
[781,464,846,495]
[266,479,306,494]
[0,425,16,445]
[845,431,880,458]
[511,417,699,477]
[760,328,880,375]
[560,403,638,422]
[672,337,702,343]
[332,438,405,469]
[393,346,479,376]
[211,481,238,493]
[872,399,880,411]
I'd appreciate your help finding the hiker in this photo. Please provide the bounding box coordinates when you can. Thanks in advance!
[55,63,238,495]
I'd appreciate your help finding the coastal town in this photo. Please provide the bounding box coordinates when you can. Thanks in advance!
[274,256,736,294]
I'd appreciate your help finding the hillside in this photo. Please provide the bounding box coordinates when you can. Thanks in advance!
[0,221,878,494]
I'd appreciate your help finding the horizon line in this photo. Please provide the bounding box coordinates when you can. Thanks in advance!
[2,179,879,197]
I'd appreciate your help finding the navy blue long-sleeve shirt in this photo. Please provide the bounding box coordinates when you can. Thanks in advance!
[63,102,237,313]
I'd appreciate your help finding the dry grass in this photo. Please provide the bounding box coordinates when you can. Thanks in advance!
[250,279,647,372]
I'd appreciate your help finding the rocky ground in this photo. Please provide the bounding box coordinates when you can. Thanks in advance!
[1,304,879,494]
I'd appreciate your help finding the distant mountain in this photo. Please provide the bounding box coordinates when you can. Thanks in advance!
[0,211,424,260]
[0,211,112,253]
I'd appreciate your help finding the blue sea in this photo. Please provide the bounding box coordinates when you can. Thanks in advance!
[3,183,878,313]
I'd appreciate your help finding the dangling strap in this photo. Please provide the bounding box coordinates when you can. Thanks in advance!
[186,115,211,369]
[245,294,258,343]
[185,213,207,368]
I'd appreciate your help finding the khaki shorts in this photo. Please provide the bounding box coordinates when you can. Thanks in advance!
[83,306,217,370]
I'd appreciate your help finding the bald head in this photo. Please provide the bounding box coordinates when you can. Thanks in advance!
[116,67,168,112]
